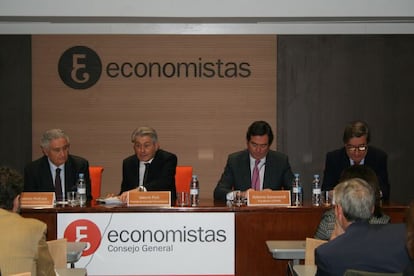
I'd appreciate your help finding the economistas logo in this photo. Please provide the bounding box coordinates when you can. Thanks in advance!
[58,46,102,89]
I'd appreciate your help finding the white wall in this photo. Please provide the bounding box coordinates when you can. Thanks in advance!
[1,0,414,34]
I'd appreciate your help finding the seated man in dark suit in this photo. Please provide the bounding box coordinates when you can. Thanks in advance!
[24,128,92,201]
[322,120,390,200]
[315,178,410,276]
[119,126,177,202]
[0,167,55,276]
[213,120,294,202]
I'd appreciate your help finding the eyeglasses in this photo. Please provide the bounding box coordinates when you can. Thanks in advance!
[345,144,368,152]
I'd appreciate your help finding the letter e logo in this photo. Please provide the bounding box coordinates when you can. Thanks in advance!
[58,46,102,89]
[64,219,102,256]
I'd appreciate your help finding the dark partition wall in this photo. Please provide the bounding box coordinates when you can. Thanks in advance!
[277,35,414,204]
[0,35,32,173]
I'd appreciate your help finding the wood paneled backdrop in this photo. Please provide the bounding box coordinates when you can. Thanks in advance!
[31,35,277,198]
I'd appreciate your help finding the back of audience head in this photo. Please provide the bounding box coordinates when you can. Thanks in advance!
[0,166,23,211]
[339,165,382,217]
[334,178,375,222]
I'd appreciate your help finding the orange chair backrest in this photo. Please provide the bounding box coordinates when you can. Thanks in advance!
[89,166,104,199]
[175,166,193,193]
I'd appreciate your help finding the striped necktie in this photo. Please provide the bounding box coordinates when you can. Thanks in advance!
[252,159,260,190]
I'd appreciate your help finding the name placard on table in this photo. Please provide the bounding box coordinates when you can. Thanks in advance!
[127,191,171,207]
[20,192,55,208]
[247,190,291,206]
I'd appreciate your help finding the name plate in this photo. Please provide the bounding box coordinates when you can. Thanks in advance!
[247,190,291,206]
[127,191,171,207]
[20,192,55,208]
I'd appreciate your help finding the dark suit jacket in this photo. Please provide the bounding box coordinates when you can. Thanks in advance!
[213,149,294,201]
[322,146,390,200]
[315,222,410,276]
[120,149,177,201]
[24,155,92,200]
[403,260,414,276]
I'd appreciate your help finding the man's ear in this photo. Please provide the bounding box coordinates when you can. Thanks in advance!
[12,194,21,212]
[334,204,343,219]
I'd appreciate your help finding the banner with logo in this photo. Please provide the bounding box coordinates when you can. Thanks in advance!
[32,35,277,198]
[58,212,235,276]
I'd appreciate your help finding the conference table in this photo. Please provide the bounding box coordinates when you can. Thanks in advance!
[21,199,407,276]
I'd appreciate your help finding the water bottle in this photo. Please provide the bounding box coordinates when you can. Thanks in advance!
[312,174,321,206]
[189,175,199,207]
[291,173,303,206]
[77,173,87,207]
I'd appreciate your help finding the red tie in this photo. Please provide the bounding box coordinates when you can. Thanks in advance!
[252,159,260,190]
[55,168,63,201]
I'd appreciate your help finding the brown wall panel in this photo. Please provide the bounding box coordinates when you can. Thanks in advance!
[31,35,277,198]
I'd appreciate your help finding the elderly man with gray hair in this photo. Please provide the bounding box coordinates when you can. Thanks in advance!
[315,178,410,276]
[119,126,177,202]
[24,128,92,201]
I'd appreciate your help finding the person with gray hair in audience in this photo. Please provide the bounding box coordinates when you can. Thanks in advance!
[314,165,390,240]
[315,178,410,276]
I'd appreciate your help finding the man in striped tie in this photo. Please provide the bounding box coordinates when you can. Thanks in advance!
[214,120,294,202]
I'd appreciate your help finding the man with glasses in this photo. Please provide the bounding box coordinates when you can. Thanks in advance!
[24,128,92,201]
[118,126,177,202]
[322,120,390,200]
[214,120,294,202]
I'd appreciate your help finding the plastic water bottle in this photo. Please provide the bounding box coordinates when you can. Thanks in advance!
[190,175,199,207]
[77,173,87,207]
[312,174,321,206]
[291,173,303,206]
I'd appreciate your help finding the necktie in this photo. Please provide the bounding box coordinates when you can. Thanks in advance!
[55,168,63,201]
[252,159,260,190]
[142,163,150,186]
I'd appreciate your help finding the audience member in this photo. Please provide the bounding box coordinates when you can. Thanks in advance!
[322,120,390,200]
[24,128,92,201]
[404,200,414,276]
[0,167,55,276]
[214,120,294,201]
[315,178,410,276]
[314,165,390,240]
[119,126,177,202]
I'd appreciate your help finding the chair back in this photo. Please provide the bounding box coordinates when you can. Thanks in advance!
[344,269,403,276]
[89,166,104,199]
[47,238,67,269]
[175,166,193,193]
[305,237,327,265]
